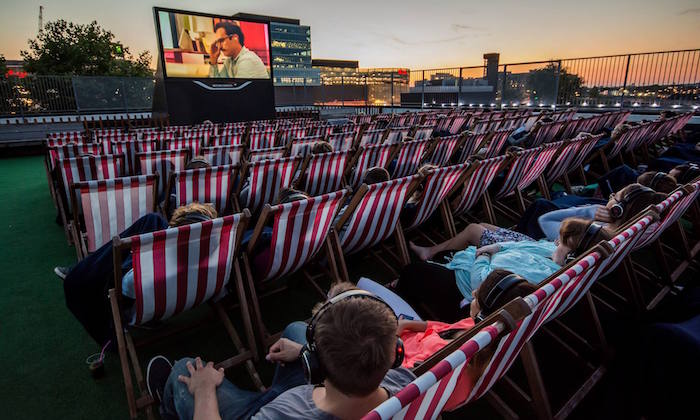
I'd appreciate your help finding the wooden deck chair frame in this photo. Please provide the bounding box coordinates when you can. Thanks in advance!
[164,165,239,218]
[108,210,263,419]
[343,144,400,189]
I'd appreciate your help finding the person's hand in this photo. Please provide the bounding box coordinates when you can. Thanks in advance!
[209,41,221,65]
[177,357,224,396]
[266,338,303,364]
[594,205,612,223]
[475,244,500,258]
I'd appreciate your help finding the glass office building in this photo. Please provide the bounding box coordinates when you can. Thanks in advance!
[270,22,321,86]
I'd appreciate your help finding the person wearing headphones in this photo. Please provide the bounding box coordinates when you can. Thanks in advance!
[149,282,415,419]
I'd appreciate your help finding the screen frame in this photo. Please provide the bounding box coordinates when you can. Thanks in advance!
[153,6,274,82]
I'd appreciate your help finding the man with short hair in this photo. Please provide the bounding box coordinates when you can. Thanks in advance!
[149,283,415,419]
[209,21,268,79]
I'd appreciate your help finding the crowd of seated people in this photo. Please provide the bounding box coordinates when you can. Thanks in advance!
[50,109,699,420]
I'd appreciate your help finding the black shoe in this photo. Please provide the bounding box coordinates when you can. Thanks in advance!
[146,355,172,404]
[54,266,70,280]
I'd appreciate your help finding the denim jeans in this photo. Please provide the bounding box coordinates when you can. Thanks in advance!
[161,321,308,420]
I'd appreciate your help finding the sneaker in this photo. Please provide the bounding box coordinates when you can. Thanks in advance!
[54,266,70,280]
[146,355,172,404]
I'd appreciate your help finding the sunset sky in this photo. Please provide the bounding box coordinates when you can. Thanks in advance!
[1,0,699,70]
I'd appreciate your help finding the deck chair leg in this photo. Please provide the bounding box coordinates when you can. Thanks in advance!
[394,222,410,267]
[583,292,609,358]
[482,193,497,225]
[439,200,457,238]
[538,175,551,201]
[233,260,259,359]
[323,235,342,283]
[240,254,270,353]
[562,173,573,194]
[520,341,553,420]
[108,289,138,419]
[328,229,349,283]
[125,331,156,416]
[515,189,526,215]
[621,257,644,314]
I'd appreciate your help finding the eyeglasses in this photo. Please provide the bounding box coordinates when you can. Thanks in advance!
[214,35,235,46]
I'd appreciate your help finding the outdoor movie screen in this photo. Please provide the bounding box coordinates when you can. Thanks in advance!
[156,9,271,79]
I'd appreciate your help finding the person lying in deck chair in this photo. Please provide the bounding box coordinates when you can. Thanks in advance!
[398,218,614,322]
[147,282,416,419]
[57,203,218,348]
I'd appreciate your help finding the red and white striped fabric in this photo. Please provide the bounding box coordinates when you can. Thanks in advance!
[359,129,386,147]
[289,135,326,157]
[76,175,157,253]
[210,131,245,147]
[482,128,514,158]
[455,132,489,163]
[451,156,506,216]
[515,141,560,192]
[339,175,418,256]
[165,138,202,156]
[328,131,356,152]
[471,119,490,135]
[493,148,542,199]
[182,127,214,143]
[448,115,470,134]
[558,118,583,140]
[544,138,583,185]
[384,127,411,145]
[413,125,434,141]
[392,140,431,179]
[59,155,124,211]
[244,156,302,214]
[349,144,395,189]
[301,151,350,196]
[529,120,564,147]
[110,140,159,176]
[48,131,84,143]
[128,213,244,325]
[404,163,470,230]
[137,150,188,196]
[248,129,277,150]
[563,134,601,176]
[426,135,462,167]
[248,147,286,163]
[49,144,102,170]
[139,131,175,142]
[277,126,307,145]
[255,190,348,282]
[363,250,606,420]
[636,182,699,250]
[202,145,244,167]
[172,165,237,214]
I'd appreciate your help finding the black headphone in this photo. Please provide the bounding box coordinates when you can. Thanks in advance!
[300,289,405,385]
[565,221,603,264]
[609,186,655,219]
[474,273,525,322]
[649,172,668,190]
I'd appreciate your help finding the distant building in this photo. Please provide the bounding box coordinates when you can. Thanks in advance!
[312,59,410,105]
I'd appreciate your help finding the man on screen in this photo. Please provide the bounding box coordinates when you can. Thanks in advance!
[209,21,269,79]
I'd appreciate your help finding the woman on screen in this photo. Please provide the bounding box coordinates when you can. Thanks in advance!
[209,21,269,79]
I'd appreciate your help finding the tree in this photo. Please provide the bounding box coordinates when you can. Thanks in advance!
[21,20,153,77]
[526,63,583,105]
[0,54,7,78]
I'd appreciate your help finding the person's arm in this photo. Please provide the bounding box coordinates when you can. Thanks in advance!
[177,358,224,420]
[538,205,598,241]
[398,319,427,334]
[266,338,303,364]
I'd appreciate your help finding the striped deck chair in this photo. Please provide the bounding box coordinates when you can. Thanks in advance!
[70,175,157,259]
[490,147,543,213]
[202,145,244,167]
[392,139,432,179]
[364,249,608,420]
[165,138,202,156]
[137,150,189,197]
[328,131,356,152]
[298,151,350,196]
[384,126,411,145]
[334,175,420,281]
[244,190,349,342]
[545,135,601,192]
[210,131,245,147]
[347,144,398,190]
[454,132,489,163]
[359,128,386,147]
[633,182,700,309]
[481,128,514,158]
[515,141,561,199]
[167,165,238,216]
[403,163,470,236]
[48,130,84,143]
[425,134,462,167]
[109,212,262,419]
[249,129,277,150]
[471,119,490,134]
[110,140,158,176]
[59,155,125,213]
[277,126,307,145]
[557,118,582,140]
[412,125,434,141]
[288,135,326,157]
[528,120,564,147]
[139,131,175,142]
[48,143,102,171]
[450,156,507,222]
[248,146,286,163]
[238,156,302,215]
[448,115,470,134]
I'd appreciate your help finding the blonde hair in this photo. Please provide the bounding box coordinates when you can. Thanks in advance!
[169,202,218,227]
